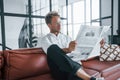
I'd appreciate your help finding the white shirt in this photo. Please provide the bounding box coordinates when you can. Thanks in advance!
[40,33,72,54]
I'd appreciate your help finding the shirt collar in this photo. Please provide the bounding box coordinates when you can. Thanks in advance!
[49,32,61,37]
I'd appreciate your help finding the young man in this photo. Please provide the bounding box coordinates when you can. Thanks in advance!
[38,11,104,80]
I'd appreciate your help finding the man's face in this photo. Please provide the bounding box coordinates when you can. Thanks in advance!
[48,16,61,33]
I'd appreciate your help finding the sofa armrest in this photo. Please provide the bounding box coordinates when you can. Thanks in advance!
[3,48,50,80]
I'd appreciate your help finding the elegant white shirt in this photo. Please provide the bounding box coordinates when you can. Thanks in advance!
[40,33,72,54]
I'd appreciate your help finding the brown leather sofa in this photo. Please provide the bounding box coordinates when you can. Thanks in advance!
[0,48,120,80]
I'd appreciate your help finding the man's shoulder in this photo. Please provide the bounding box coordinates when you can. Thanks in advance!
[60,33,71,39]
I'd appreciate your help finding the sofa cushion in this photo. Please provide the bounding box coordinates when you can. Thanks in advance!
[81,56,120,72]
[3,48,51,80]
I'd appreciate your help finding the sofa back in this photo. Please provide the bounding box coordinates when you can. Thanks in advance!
[0,48,54,80]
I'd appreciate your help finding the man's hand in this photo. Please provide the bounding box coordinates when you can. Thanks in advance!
[68,41,77,53]
[62,41,77,53]
[100,39,105,47]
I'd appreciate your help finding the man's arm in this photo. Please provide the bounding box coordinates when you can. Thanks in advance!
[62,41,77,54]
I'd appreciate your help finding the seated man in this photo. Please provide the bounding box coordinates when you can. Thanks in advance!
[37,11,104,80]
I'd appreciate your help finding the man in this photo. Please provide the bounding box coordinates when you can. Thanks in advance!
[38,11,104,80]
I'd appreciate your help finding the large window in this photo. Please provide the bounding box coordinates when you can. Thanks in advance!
[1,0,115,50]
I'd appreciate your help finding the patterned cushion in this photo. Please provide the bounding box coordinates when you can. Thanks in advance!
[100,44,120,61]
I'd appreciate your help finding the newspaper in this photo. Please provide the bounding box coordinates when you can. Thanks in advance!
[67,25,110,63]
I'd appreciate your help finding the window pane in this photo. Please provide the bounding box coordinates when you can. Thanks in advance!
[86,0,91,23]
[4,0,27,14]
[62,6,66,18]
[101,18,111,26]
[32,0,49,16]
[33,18,49,37]
[0,17,2,50]
[62,26,67,36]
[68,5,72,23]
[73,24,81,40]
[101,0,111,17]
[52,0,59,11]
[92,0,99,20]
[73,1,85,24]
[5,16,26,49]
[68,24,72,39]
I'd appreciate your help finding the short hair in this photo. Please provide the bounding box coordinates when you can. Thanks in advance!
[45,11,60,24]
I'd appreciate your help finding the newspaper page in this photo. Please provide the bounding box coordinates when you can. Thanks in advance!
[67,25,110,63]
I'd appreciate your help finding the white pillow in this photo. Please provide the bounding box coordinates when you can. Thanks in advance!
[100,44,120,61]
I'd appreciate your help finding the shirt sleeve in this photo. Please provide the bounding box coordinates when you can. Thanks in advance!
[41,36,52,54]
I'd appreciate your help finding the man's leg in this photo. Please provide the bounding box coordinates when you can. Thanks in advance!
[47,56,69,80]
[47,44,81,74]
[47,44,86,80]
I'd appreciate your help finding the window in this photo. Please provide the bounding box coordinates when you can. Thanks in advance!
[0,0,101,50]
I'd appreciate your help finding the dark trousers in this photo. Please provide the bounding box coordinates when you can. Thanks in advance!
[47,44,82,80]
